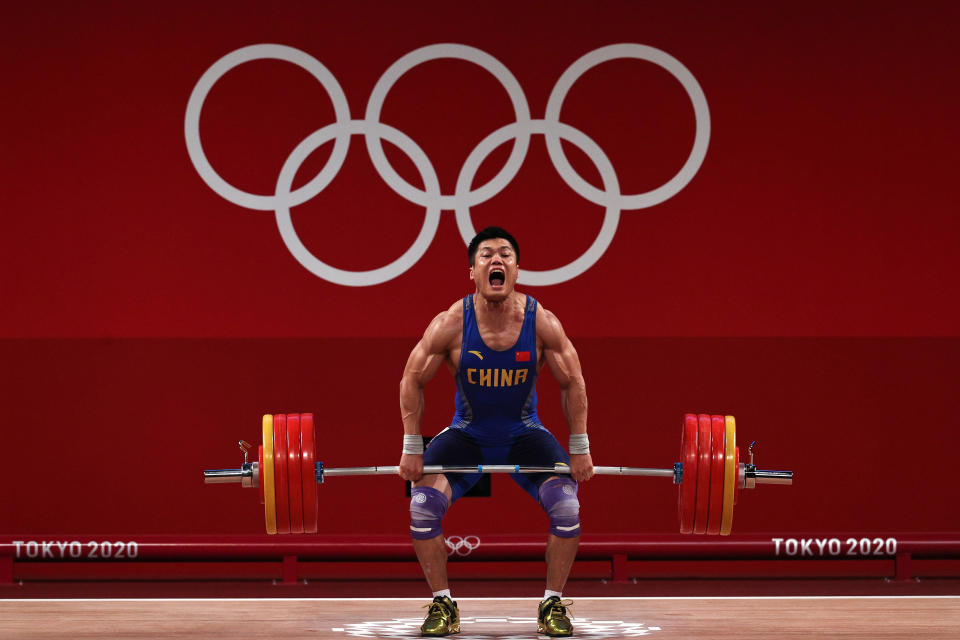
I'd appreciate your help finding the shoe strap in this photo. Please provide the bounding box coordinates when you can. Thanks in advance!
[423,599,453,616]
[544,598,575,617]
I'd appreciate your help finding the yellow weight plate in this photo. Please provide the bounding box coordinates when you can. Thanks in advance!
[262,414,277,535]
[720,415,736,535]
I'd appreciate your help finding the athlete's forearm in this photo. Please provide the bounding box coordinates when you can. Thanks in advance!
[398,379,425,479]
[399,375,425,435]
[560,378,588,434]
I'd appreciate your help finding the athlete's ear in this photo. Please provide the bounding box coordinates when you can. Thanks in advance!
[469,265,475,280]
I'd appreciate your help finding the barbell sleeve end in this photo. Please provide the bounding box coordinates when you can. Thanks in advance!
[752,469,793,485]
[203,463,259,487]
[203,469,243,484]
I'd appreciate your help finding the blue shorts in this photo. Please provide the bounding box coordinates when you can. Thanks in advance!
[422,426,571,503]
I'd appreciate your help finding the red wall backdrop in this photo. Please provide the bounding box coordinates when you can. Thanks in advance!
[2,1,959,537]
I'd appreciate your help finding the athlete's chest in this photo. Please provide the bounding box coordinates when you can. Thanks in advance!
[455,313,542,363]
[474,316,524,350]
[447,297,541,370]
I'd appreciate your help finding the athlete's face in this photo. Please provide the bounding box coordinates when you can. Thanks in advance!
[470,238,518,302]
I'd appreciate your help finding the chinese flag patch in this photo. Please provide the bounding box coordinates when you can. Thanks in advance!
[515,351,531,362]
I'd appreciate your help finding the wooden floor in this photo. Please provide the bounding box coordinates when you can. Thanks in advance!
[2,597,959,639]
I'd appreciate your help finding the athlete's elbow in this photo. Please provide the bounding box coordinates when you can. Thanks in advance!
[561,375,586,395]
[399,371,425,396]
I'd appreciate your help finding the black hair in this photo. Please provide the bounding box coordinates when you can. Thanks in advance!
[467,226,520,266]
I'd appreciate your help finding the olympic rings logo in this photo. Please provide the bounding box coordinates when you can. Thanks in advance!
[445,535,481,557]
[185,43,710,286]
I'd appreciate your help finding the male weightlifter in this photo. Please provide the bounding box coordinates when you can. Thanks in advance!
[399,227,594,637]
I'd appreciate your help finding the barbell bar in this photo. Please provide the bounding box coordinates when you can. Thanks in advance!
[203,413,793,536]
[205,464,679,483]
[205,464,791,484]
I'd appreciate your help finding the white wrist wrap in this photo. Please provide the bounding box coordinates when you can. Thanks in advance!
[402,434,424,455]
[569,433,590,454]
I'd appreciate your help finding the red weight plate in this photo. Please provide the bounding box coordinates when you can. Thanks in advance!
[706,415,726,535]
[287,413,304,534]
[735,446,740,505]
[301,413,318,534]
[694,414,712,534]
[258,445,265,505]
[273,413,290,534]
[679,414,699,534]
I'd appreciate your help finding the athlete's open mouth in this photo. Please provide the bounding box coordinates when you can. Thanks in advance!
[489,269,505,287]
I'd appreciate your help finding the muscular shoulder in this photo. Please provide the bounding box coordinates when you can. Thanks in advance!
[422,298,464,354]
[535,303,566,349]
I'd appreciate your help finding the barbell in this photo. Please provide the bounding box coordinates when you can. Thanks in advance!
[203,413,792,536]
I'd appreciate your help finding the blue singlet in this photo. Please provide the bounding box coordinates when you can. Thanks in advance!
[449,293,544,445]
[424,293,570,502]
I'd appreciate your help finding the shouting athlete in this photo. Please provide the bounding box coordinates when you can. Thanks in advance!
[399,226,594,637]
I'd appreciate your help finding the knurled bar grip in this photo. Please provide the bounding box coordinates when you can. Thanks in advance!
[201,464,677,483]
[321,465,677,477]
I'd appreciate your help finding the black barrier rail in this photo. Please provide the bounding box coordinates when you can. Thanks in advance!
[2,534,959,584]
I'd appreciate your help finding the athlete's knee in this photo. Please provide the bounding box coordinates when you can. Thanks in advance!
[538,477,580,538]
[409,485,449,540]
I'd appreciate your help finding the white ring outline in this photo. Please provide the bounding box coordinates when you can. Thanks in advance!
[364,43,532,211]
[445,535,481,556]
[274,120,441,287]
[454,120,621,286]
[184,44,352,211]
[184,43,709,286]
[544,43,710,210]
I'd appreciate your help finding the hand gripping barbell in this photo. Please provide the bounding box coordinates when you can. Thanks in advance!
[203,413,793,536]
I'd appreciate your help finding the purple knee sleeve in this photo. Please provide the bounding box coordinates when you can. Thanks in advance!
[539,477,581,538]
[409,486,449,540]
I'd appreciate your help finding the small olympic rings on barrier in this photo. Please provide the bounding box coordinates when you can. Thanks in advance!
[185,43,710,286]
[445,535,481,557]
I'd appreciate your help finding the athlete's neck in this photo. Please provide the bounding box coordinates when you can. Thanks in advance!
[473,290,520,316]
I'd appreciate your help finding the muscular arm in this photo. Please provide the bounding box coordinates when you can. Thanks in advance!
[398,304,460,480]
[400,314,452,435]
[540,306,594,482]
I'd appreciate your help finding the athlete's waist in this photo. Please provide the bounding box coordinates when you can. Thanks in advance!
[451,413,543,429]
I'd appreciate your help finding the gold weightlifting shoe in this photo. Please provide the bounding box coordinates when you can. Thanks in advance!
[420,595,460,636]
[537,596,574,637]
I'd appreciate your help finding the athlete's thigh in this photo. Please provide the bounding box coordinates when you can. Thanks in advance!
[421,428,484,503]
[506,428,572,500]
